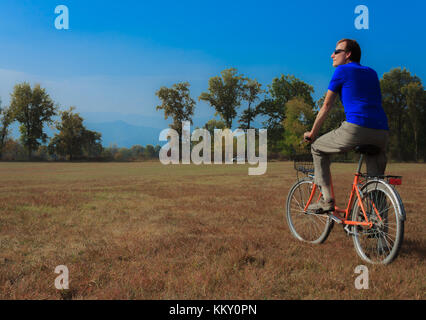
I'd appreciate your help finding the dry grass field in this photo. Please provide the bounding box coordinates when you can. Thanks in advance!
[0,161,424,300]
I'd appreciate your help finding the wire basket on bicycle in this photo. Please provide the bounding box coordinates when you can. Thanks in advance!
[292,153,314,175]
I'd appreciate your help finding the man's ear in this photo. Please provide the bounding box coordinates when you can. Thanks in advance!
[345,51,352,61]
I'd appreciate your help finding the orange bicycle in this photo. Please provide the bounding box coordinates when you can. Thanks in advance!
[285,145,406,265]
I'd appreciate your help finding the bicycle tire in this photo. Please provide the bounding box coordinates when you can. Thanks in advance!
[286,178,334,244]
[351,180,404,264]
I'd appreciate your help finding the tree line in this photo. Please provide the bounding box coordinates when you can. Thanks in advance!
[156,67,426,162]
[1,66,424,162]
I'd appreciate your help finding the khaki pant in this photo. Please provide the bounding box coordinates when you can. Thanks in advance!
[311,121,389,187]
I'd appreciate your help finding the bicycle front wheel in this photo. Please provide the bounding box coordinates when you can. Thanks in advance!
[286,178,334,244]
[351,180,404,264]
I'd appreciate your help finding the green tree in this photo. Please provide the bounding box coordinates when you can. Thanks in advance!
[82,129,103,158]
[130,145,145,160]
[34,145,49,161]
[156,82,196,136]
[144,144,156,159]
[48,107,102,160]
[256,74,315,152]
[401,82,426,161]
[10,83,57,159]
[239,79,263,129]
[204,119,227,136]
[1,139,27,161]
[0,102,14,159]
[199,68,245,128]
[101,143,118,161]
[380,68,422,160]
[154,145,161,158]
[316,94,346,136]
[114,147,132,161]
[203,119,227,159]
[281,97,316,155]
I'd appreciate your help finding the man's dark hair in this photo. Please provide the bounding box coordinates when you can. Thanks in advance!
[338,39,361,63]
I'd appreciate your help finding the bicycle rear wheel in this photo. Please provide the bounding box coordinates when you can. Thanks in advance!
[351,180,404,264]
[286,178,334,244]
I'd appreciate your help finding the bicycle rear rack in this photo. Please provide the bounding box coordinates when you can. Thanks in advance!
[359,174,403,186]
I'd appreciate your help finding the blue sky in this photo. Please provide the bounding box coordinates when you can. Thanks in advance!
[0,0,425,128]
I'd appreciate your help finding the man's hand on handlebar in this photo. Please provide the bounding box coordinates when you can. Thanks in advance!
[303,131,315,143]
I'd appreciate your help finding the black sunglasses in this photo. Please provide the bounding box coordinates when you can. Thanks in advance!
[333,49,346,55]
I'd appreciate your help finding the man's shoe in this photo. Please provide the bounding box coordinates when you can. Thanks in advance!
[307,198,335,214]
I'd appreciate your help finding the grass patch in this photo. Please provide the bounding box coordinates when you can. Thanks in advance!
[0,161,424,299]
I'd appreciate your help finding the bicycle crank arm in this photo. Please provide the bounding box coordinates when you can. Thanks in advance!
[329,215,343,224]
[344,225,356,236]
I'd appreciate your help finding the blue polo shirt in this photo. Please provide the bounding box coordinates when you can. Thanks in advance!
[328,62,389,130]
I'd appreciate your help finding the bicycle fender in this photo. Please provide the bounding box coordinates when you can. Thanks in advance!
[362,179,406,221]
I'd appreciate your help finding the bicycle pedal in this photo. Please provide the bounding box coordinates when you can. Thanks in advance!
[311,208,334,215]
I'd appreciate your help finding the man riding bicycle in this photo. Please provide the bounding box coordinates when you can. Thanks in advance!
[304,39,389,214]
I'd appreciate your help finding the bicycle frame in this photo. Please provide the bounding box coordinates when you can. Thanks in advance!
[303,156,382,228]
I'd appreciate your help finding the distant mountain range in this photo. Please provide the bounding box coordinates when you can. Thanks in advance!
[85,120,163,148]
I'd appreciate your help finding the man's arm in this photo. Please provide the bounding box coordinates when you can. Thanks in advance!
[304,90,338,142]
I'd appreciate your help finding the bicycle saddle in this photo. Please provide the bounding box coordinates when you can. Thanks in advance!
[354,144,381,155]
